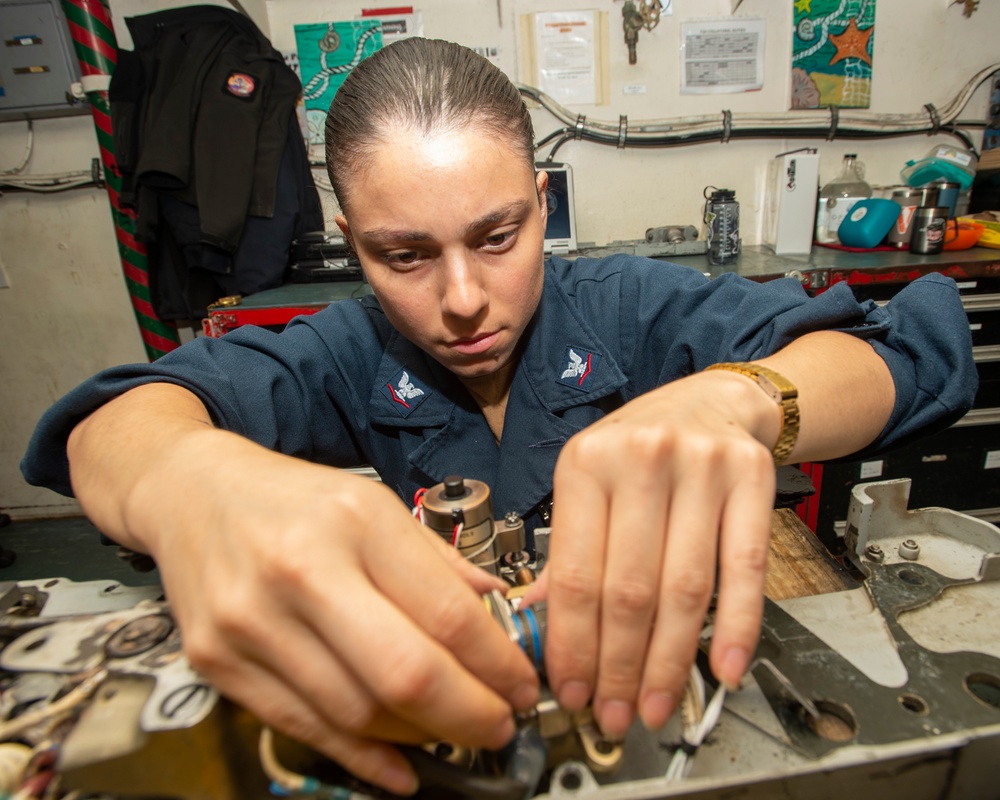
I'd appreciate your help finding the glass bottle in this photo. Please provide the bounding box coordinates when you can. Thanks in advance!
[815,154,872,244]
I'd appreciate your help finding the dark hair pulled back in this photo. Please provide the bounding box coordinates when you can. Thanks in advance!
[325,37,534,212]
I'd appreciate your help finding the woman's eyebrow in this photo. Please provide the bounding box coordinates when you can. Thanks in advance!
[465,200,533,235]
[359,200,534,245]
[358,228,434,245]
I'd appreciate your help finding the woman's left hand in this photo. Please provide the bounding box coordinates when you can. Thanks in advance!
[531,367,780,739]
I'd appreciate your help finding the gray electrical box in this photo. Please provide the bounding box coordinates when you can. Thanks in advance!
[0,0,89,120]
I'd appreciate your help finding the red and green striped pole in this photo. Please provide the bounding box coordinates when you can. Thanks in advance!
[60,0,179,360]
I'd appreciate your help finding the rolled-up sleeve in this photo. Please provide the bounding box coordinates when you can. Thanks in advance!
[612,260,977,455]
[21,300,381,497]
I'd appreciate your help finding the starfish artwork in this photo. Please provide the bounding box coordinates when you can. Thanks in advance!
[791,0,876,109]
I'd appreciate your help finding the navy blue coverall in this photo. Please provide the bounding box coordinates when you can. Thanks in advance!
[21,255,978,540]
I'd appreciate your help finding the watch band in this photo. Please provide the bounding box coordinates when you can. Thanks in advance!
[704,362,801,465]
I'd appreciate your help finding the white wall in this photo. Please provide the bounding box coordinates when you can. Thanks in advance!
[1,0,997,518]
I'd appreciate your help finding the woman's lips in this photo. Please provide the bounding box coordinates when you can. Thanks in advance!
[447,330,500,355]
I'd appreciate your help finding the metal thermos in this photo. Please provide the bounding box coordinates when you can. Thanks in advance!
[918,186,940,208]
[704,187,740,265]
[935,181,961,217]
[910,207,949,255]
[888,187,922,249]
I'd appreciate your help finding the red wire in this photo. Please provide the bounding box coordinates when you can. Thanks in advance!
[451,523,462,547]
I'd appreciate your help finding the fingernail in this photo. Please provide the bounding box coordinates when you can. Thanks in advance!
[719,646,750,691]
[597,699,634,740]
[558,680,591,711]
[487,714,517,749]
[381,764,418,796]
[512,682,540,711]
[639,691,676,730]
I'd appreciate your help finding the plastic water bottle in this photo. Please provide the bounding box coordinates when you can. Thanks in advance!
[704,187,740,265]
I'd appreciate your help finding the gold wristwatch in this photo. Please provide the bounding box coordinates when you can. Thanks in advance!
[704,362,800,465]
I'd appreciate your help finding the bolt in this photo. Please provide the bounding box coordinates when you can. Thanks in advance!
[865,543,884,563]
[505,512,521,528]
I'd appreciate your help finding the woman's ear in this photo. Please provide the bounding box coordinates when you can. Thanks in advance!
[535,170,549,227]
[334,214,355,252]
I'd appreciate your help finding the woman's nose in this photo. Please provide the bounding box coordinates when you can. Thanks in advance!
[440,254,488,320]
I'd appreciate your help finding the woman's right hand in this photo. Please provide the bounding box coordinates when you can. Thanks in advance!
[68,384,540,795]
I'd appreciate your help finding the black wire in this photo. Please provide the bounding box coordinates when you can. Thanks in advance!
[0,180,101,194]
[533,128,572,151]
[398,747,528,800]
[536,123,978,156]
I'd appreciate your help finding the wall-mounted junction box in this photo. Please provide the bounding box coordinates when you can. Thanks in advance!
[0,0,89,121]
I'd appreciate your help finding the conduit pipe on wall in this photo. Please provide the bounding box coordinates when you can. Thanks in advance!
[522,63,1000,160]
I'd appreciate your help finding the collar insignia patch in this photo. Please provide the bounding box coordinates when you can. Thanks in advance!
[382,368,430,417]
[557,346,602,392]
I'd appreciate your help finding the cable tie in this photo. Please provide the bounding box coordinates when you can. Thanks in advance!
[721,110,732,144]
[826,105,840,140]
[678,738,699,756]
[618,114,628,149]
[574,114,587,140]
[924,103,941,134]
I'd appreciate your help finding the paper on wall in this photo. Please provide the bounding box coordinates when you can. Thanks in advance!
[680,18,765,94]
[534,10,597,106]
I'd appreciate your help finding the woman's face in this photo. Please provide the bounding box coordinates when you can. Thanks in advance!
[336,123,547,381]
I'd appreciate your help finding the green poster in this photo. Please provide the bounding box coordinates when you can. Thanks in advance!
[294,20,383,145]
[791,0,875,109]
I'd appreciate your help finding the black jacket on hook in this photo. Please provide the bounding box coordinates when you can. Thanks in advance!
[110,5,323,319]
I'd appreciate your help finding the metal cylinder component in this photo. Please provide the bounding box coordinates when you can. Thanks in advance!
[494,513,526,560]
[513,603,547,673]
[485,591,547,674]
[422,476,497,572]
[514,568,536,586]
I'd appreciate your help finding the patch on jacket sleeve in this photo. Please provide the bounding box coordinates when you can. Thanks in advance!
[557,346,602,392]
[225,71,257,99]
[381,368,431,417]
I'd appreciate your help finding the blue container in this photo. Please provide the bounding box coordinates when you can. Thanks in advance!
[837,198,901,248]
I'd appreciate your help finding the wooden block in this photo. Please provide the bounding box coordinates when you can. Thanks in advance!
[765,509,858,600]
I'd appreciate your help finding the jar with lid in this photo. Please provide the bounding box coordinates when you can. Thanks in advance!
[815,154,872,244]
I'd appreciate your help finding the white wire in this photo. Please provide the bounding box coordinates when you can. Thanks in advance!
[0,669,107,742]
[0,169,94,193]
[665,683,728,783]
[0,178,93,193]
[1,120,33,175]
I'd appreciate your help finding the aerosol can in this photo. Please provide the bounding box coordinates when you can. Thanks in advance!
[704,186,740,265]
